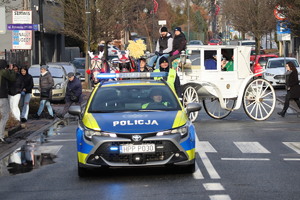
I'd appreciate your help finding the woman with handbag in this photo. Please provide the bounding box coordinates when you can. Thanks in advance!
[277,61,300,117]
[34,65,55,119]
[59,72,82,118]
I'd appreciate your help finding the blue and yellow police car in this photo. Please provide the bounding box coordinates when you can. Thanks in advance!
[69,72,201,177]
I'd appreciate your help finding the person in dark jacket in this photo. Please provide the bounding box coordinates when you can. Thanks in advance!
[0,60,16,143]
[8,64,23,122]
[138,58,150,72]
[34,65,55,119]
[153,56,182,97]
[148,26,173,69]
[19,66,34,122]
[277,61,300,117]
[60,72,83,118]
[168,27,187,68]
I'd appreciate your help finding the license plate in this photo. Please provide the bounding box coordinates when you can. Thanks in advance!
[119,144,155,154]
[278,79,285,83]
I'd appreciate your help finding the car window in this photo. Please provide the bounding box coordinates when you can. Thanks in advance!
[241,42,255,46]
[72,59,85,69]
[28,67,40,77]
[258,57,277,66]
[48,67,64,78]
[210,40,219,43]
[62,65,75,74]
[88,85,181,113]
[268,59,299,68]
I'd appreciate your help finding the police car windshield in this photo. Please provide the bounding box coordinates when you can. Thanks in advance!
[88,85,181,113]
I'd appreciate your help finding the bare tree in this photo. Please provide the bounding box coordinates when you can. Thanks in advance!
[222,0,277,53]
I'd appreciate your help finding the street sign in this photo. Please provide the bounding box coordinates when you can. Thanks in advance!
[274,5,286,21]
[277,33,291,41]
[12,10,32,24]
[277,21,291,34]
[7,24,38,31]
[158,20,166,26]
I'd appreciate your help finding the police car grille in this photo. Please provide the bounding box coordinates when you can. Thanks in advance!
[95,141,179,163]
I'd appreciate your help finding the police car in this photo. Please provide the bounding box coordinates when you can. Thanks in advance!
[69,72,201,177]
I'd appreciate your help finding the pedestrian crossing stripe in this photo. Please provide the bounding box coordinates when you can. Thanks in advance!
[195,141,300,155]
[282,142,300,154]
[234,142,271,154]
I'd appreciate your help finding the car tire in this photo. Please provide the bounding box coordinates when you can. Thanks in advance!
[78,163,89,177]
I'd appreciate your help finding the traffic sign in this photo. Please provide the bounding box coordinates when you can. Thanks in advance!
[277,21,290,34]
[7,24,38,31]
[274,5,286,21]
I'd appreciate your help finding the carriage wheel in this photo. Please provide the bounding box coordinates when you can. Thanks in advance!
[183,86,200,122]
[203,98,235,119]
[243,78,276,121]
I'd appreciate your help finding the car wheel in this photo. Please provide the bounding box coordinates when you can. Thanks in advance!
[78,163,89,177]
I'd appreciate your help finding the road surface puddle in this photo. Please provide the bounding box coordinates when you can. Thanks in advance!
[0,120,67,176]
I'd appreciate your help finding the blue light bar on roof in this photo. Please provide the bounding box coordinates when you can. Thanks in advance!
[96,72,168,80]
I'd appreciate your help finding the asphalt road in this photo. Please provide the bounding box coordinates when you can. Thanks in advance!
[0,89,299,200]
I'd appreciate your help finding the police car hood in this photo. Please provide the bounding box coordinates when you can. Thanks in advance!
[86,111,187,133]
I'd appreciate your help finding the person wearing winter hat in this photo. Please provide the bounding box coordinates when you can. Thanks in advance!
[153,56,181,97]
[169,27,187,68]
[148,26,173,70]
[34,65,55,120]
[0,60,16,144]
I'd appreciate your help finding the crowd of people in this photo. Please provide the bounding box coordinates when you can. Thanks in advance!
[0,60,83,144]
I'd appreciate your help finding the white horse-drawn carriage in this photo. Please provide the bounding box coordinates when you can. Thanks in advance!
[178,45,276,121]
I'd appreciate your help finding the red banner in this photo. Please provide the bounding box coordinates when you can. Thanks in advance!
[151,0,158,14]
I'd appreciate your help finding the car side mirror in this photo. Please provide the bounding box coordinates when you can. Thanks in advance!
[68,105,82,117]
[186,102,202,116]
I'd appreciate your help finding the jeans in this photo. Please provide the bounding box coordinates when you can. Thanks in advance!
[37,100,54,117]
[20,93,32,120]
[0,98,10,139]
[147,54,170,69]
[8,94,21,121]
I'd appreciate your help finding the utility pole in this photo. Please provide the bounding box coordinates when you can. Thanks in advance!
[187,0,190,42]
[85,0,91,88]
[39,0,45,65]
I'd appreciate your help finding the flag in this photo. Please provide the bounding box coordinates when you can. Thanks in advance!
[151,0,158,14]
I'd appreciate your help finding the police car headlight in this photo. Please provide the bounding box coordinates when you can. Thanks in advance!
[84,129,117,139]
[172,126,188,138]
[156,126,188,138]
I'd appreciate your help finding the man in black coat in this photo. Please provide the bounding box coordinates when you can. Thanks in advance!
[60,72,83,118]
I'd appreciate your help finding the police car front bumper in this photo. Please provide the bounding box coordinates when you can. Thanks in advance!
[77,133,195,168]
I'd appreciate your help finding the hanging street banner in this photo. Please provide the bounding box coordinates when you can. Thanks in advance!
[12,30,32,49]
[12,10,32,50]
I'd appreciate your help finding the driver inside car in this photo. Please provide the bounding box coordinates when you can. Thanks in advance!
[142,89,170,109]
